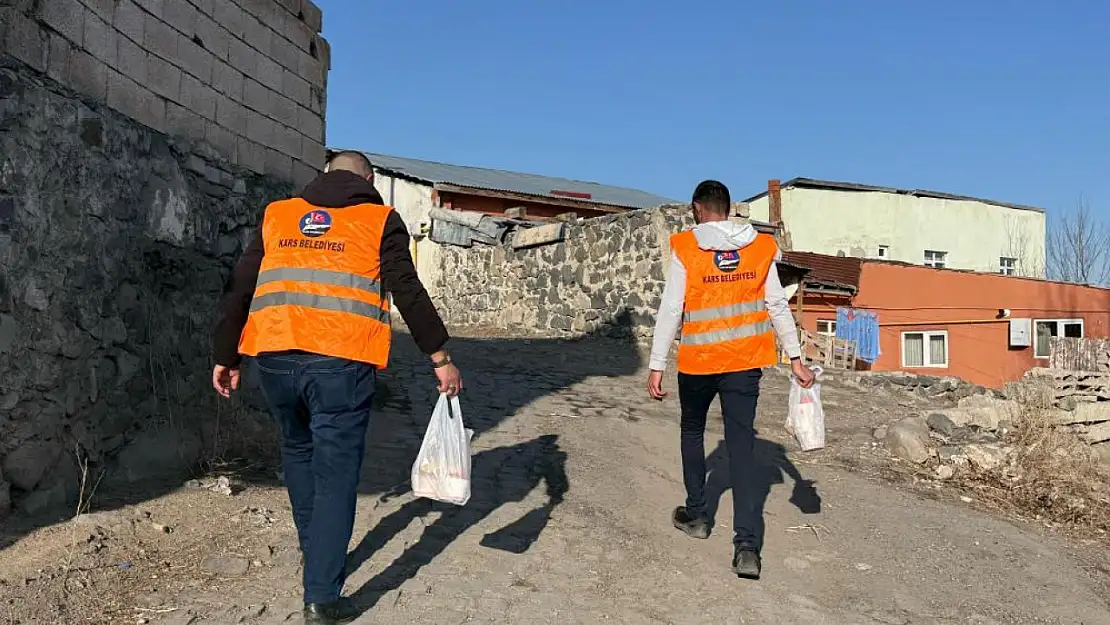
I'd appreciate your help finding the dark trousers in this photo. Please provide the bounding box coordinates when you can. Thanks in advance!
[255,353,376,605]
[677,368,763,550]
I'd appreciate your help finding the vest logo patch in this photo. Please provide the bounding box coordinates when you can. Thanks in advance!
[300,210,332,238]
[713,250,739,273]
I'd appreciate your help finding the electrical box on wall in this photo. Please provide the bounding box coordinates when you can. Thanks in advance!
[1009,318,1032,347]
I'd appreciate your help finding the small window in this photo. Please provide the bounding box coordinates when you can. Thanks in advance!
[902,331,949,368]
[1034,319,1084,358]
[877,245,889,259]
[999,257,1017,276]
[816,320,836,336]
[924,250,947,269]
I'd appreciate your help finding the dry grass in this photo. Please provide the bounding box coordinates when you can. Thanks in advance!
[956,387,1110,534]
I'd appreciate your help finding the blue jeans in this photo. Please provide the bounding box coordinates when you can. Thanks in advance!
[677,369,763,550]
[255,353,376,605]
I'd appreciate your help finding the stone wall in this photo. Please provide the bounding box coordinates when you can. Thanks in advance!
[1,0,328,185]
[429,205,694,338]
[0,1,326,520]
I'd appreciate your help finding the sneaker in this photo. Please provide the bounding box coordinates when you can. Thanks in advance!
[672,506,711,539]
[732,546,761,580]
[303,598,359,625]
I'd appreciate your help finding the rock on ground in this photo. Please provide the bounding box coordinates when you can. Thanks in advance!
[885,417,932,463]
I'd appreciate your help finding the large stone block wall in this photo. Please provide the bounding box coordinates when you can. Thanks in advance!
[429,205,694,338]
[0,0,328,186]
[0,0,326,520]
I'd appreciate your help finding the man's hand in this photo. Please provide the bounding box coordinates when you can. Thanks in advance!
[212,365,240,398]
[647,370,667,400]
[431,351,462,397]
[791,359,816,388]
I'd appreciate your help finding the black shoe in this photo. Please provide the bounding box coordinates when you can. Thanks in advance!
[303,599,359,625]
[732,546,762,580]
[672,506,711,539]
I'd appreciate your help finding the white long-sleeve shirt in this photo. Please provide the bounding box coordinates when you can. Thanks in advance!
[649,223,803,372]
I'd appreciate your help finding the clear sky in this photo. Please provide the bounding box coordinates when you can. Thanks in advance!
[319,1,1108,217]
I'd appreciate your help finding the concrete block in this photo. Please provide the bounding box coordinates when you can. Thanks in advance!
[241,13,271,53]
[166,101,206,141]
[176,33,214,82]
[227,36,258,76]
[307,83,324,113]
[211,0,246,38]
[5,10,47,72]
[300,136,325,169]
[143,13,178,60]
[133,0,164,18]
[204,121,236,161]
[255,54,284,92]
[81,0,116,22]
[292,159,318,188]
[273,123,301,158]
[270,31,301,71]
[66,49,109,100]
[282,69,310,107]
[194,13,229,60]
[300,0,322,33]
[297,48,324,87]
[211,60,243,99]
[264,147,294,181]
[298,105,323,142]
[146,53,181,101]
[82,12,116,66]
[215,95,246,131]
[245,108,275,148]
[282,14,313,53]
[116,32,148,84]
[315,34,330,71]
[241,77,270,115]
[46,32,71,82]
[38,0,85,44]
[276,0,302,17]
[162,0,197,35]
[107,70,166,132]
[271,93,298,128]
[179,72,217,120]
[513,223,567,250]
[236,136,266,172]
[188,0,215,17]
[112,0,144,43]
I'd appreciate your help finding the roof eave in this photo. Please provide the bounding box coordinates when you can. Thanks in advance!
[433,182,638,213]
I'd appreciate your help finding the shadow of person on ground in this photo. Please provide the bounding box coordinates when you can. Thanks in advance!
[703,435,821,544]
[344,434,568,615]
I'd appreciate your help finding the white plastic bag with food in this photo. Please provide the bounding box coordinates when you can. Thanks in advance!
[411,394,473,506]
[785,365,826,451]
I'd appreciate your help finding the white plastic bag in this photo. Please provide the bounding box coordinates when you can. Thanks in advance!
[786,365,826,451]
[411,394,474,506]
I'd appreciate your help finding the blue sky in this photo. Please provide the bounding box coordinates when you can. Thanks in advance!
[319,1,1108,216]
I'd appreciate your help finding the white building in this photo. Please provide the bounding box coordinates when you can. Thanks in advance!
[743,178,1046,278]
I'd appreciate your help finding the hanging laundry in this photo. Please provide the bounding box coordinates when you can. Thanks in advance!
[835,307,882,363]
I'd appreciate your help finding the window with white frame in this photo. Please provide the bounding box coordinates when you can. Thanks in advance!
[816,319,836,336]
[1034,319,1084,359]
[924,250,947,269]
[999,257,1017,276]
[902,331,949,368]
[876,245,889,260]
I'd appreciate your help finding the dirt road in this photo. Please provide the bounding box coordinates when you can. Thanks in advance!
[2,333,1108,624]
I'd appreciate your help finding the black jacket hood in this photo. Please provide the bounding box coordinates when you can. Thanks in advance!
[300,170,385,208]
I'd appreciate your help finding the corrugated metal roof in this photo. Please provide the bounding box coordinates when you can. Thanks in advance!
[743,177,1045,214]
[354,151,678,210]
[782,251,863,292]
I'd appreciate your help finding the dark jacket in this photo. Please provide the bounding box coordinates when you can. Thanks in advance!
[212,170,449,367]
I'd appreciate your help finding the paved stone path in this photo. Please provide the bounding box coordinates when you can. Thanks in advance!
[148,334,1108,625]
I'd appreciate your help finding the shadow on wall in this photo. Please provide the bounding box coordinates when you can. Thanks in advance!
[0,312,644,560]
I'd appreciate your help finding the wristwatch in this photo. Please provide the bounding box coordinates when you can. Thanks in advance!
[432,353,452,369]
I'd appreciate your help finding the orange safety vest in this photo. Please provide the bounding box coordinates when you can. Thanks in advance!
[672,229,779,375]
[238,198,393,367]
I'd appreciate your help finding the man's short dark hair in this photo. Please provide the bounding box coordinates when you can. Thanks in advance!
[692,180,730,214]
[327,150,374,176]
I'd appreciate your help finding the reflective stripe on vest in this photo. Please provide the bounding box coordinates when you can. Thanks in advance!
[682,299,766,323]
[681,320,773,346]
[249,290,388,322]
[255,267,383,297]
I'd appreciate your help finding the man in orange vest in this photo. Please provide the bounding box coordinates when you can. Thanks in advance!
[211,151,461,624]
[647,180,814,580]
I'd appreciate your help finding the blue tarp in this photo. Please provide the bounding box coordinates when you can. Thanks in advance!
[836,308,881,363]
